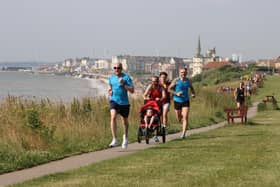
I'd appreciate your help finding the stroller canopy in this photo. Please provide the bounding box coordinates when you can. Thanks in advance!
[139,100,161,113]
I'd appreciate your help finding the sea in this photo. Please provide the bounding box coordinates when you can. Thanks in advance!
[0,63,107,102]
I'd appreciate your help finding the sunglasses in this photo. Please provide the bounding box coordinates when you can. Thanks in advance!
[113,67,121,70]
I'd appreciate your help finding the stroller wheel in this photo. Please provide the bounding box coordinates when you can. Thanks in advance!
[162,127,166,143]
[137,127,142,143]
[145,128,149,144]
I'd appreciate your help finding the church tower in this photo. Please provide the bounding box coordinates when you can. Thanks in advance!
[196,35,202,57]
[192,35,204,77]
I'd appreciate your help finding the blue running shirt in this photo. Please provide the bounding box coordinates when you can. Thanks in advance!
[109,73,134,105]
[173,78,190,102]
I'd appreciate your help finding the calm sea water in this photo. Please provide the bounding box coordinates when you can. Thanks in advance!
[0,72,107,102]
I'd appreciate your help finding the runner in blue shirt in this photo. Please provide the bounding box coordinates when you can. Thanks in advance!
[168,67,195,139]
[108,62,134,149]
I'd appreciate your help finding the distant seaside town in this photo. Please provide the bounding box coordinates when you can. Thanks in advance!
[1,37,280,93]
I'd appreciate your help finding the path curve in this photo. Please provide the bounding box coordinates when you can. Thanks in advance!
[0,103,258,187]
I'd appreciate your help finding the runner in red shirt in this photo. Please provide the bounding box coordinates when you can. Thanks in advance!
[143,75,166,104]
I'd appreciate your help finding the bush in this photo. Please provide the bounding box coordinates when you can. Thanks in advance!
[191,65,249,86]
[25,108,42,129]
[257,102,266,112]
[71,98,81,115]
[82,97,92,113]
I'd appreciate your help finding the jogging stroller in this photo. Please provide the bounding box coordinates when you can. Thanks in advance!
[137,100,166,144]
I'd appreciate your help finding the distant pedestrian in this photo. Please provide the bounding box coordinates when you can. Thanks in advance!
[234,81,246,108]
[108,62,134,149]
[168,68,195,139]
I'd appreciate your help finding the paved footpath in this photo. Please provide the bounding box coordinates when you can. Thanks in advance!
[0,103,258,187]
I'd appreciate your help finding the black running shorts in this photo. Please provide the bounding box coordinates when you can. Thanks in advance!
[110,100,130,118]
[174,100,190,110]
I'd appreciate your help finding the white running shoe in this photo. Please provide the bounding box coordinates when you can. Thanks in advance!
[109,138,118,147]
[122,134,128,149]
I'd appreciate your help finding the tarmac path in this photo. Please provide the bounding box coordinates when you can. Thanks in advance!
[0,102,258,187]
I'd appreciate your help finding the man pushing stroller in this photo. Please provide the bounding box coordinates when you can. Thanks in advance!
[143,75,166,129]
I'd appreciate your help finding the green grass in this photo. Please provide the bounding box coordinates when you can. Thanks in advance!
[251,75,280,103]
[2,74,279,177]
[192,65,249,86]
[0,82,232,174]
[11,75,280,187]
[13,107,280,187]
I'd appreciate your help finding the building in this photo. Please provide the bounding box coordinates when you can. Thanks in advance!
[275,56,280,69]
[203,61,233,71]
[81,57,94,66]
[94,59,111,70]
[112,55,184,77]
[63,59,73,67]
[1,66,32,71]
[256,59,275,68]
[190,36,225,77]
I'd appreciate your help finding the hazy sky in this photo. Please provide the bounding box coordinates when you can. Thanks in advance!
[1,0,279,62]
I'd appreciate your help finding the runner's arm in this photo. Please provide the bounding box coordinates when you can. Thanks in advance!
[143,84,152,100]
[234,88,237,99]
[108,85,112,96]
[161,86,166,101]
[124,84,134,93]
[123,76,134,93]
[168,79,179,96]
[189,80,195,97]
[149,116,155,126]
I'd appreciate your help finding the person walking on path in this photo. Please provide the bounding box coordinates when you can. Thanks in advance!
[234,81,246,108]
[159,71,171,130]
[108,62,134,149]
[168,68,195,139]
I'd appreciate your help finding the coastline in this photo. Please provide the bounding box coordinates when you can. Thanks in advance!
[0,72,109,102]
[0,71,141,100]
[73,76,108,97]
[90,78,108,96]
[98,77,108,85]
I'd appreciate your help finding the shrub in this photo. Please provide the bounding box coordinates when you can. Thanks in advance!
[257,102,266,112]
[25,108,42,130]
[82,97,92,113]
[71,98,81,115]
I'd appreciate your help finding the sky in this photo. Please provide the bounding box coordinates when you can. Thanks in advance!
[0,0,279,62]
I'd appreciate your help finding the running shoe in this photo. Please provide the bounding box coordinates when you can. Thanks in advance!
[122,134,128,149]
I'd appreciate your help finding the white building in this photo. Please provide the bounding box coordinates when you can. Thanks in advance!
[94,59,111,70]
[112,56,128,71]
[192,62,203,77]
[63,59,73,67]
[81,57,89,66]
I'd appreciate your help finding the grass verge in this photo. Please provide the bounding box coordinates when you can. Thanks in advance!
[13,107,280,187]
[0,82,234,174]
